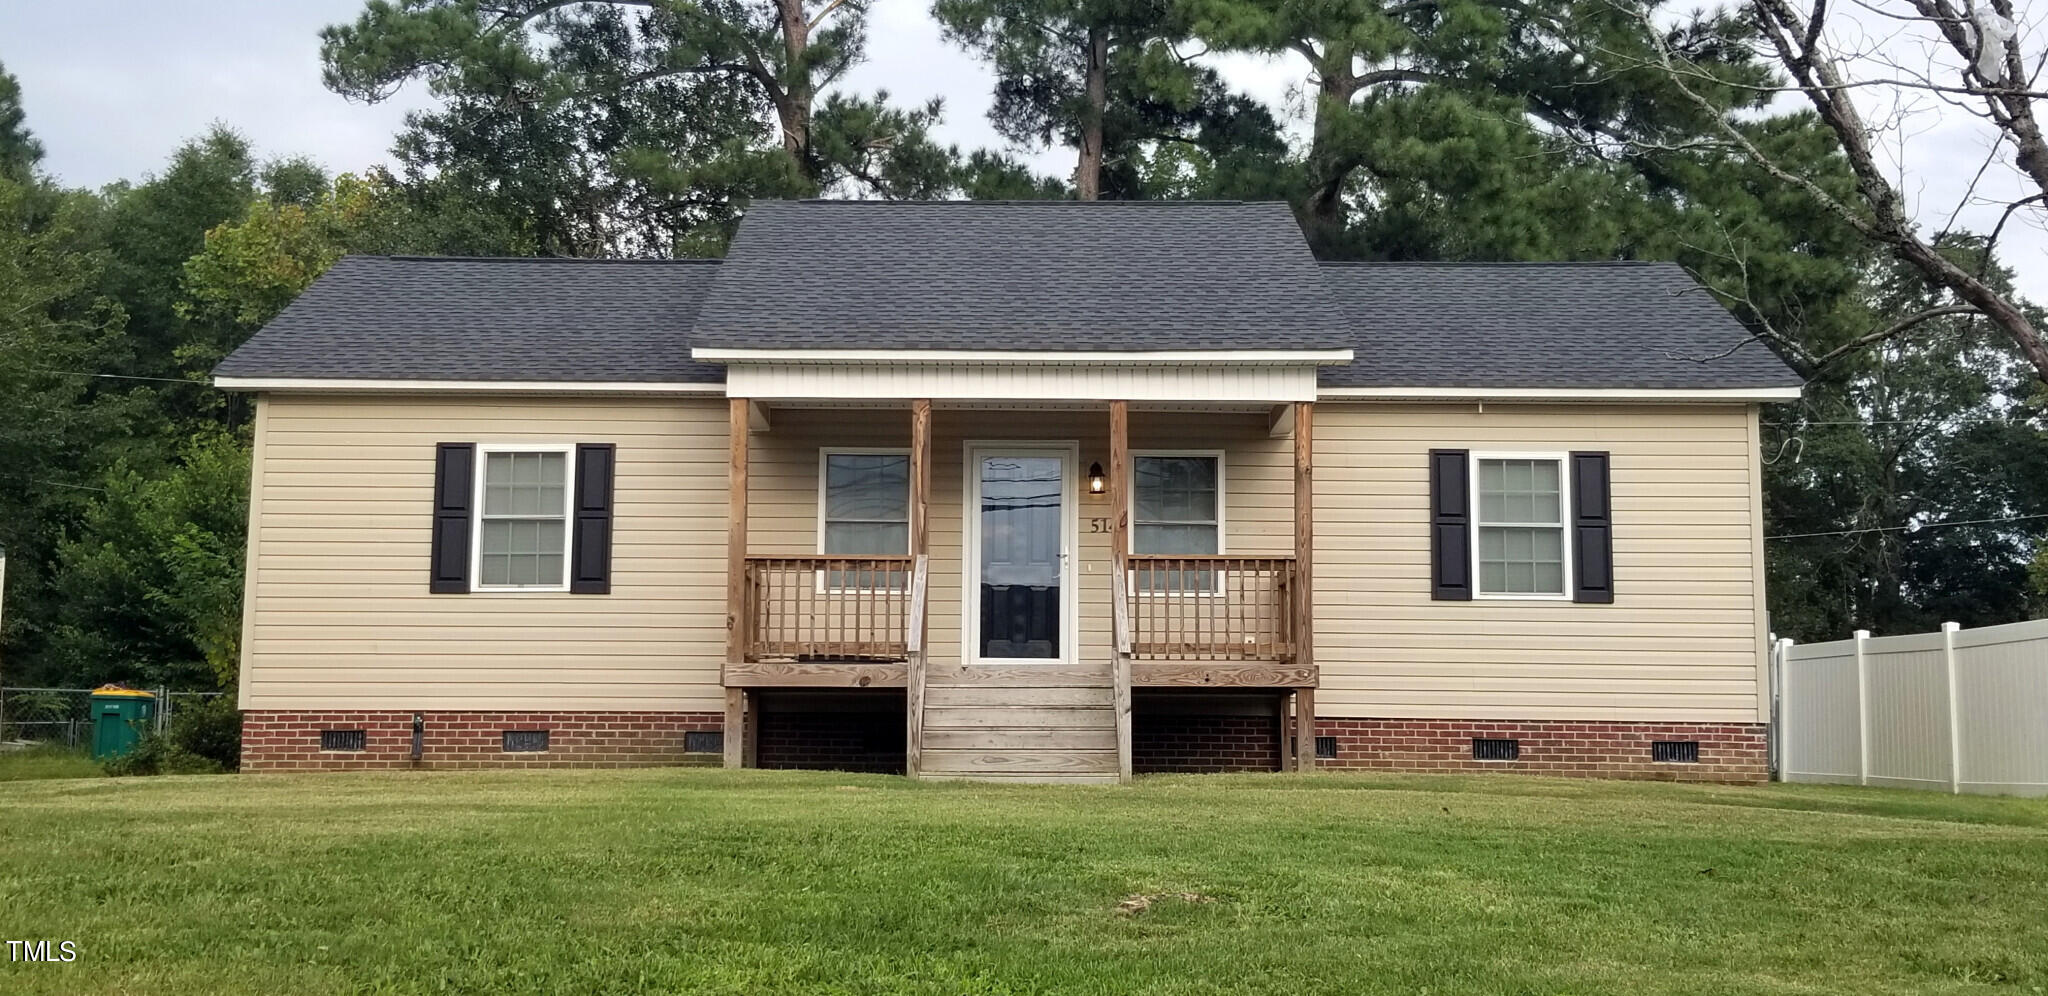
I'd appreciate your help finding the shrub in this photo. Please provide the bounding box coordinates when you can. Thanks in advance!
[101,733,225,776]
[101,697,239,776]
[169,695,241,770]
[101,732,167,776]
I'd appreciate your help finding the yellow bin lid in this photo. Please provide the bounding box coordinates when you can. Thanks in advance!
[91,685,156,698]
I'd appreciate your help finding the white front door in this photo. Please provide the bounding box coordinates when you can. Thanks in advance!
[964,443,1077,664]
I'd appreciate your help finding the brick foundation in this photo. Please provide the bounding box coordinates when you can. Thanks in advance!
[1134,713,1281,773]
[242,708,1767,783]
[1312,718,1768,783]
[240,710,724,771]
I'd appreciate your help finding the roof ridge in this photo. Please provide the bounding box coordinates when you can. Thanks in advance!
[364,254,722,265]
[782,198,1261,207]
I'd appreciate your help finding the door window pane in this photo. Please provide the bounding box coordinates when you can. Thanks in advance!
[978,455,1062,659]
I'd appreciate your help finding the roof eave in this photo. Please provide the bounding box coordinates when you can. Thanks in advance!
[213,376,724,395]
[689,347,1358,366]
[1315,385,1803,402]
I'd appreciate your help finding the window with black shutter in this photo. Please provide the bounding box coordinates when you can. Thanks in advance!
[570,443,615,594]
[431,442,614,594]
[429,443,475,593]
[1428,449,1472,600]
[1569,451,1615,603]
[1431,449,1614,603]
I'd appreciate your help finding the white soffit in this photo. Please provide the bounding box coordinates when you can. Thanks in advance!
[722,361,1321,403]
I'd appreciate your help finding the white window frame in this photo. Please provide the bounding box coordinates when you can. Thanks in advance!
[816,447,912,593]
[470,442,576,594]
[1128,449,1227,597]
[1469,450,1574,602]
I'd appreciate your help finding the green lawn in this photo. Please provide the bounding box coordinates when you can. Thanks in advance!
[2,770,2045,994]
[0,745,102,782]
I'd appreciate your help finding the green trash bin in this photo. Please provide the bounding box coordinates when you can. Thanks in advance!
[90,687,157,760]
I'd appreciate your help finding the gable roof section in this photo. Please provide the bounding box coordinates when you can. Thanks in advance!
[689,200,1353,352]
[1320,261,1803,390]
[211,255,723,384]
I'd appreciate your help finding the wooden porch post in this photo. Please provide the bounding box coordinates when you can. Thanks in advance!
[1294,401,1315,771]
[724,397,750,769]
[906,399,933,777]
[1109,400,1133,782]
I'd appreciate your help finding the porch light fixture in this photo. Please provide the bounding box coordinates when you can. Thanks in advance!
[1088,462,1106,495]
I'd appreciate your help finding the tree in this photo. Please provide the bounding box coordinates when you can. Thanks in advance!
[0,59,41,181]
[1624,0,2048,383]
[97,127,261,388]
[1762,256,2048,638]
[321,0,971,253]
[0,175,129,686]
[1185,0,1775,253]
[51,431,251,689]
[934,0,1283,199]
[178,168,529,381]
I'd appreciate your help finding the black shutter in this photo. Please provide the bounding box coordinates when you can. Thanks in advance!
[1570,451,1614,604]
[1429,449,1472,600]
[429,443,475,594]
[570,443,616,594]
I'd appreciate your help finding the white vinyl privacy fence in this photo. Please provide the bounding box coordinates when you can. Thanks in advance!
[1775,618,2048,796]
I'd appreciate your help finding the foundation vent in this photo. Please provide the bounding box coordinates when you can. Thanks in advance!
[1314,736,1338,759]
[502,730,550,753]
[1652,740,1700,763]
[684,731,723,754]
[320,730,366,752]
[1471,738,1520,761]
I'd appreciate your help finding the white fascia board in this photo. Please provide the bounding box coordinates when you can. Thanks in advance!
[690,347,1357,366]
[1316,385,1803,402]
[213,376,725,395]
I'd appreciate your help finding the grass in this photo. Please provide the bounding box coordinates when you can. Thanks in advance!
[2,770,2045,994]
[0,744,102,782]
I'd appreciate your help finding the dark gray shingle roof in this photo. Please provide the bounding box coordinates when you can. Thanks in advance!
[690,200,1353,351]
[212,255,723,383]
[214,204,1803,392]
[1319,261,1803,389]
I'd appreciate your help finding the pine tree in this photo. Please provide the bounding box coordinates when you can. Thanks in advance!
[933,0,1281,199]
[321,0,977,252]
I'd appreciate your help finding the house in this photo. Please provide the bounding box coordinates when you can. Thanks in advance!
[214,200,1803,782]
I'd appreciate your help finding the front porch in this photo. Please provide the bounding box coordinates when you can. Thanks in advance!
[718,398,1321,782]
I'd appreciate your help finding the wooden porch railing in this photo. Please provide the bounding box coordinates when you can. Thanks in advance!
[1124,555,1297,661]
[742,555,916,662]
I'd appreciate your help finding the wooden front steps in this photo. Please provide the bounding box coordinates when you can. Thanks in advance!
[914,672,1120,784]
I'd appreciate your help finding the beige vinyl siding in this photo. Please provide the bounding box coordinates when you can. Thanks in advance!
[240,396,1768,725]
[746,407,1293,679]
[1314,402,1767,723]
[239,394,730,711]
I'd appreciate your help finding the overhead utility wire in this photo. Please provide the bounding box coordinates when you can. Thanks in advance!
[1766,512,2048,541]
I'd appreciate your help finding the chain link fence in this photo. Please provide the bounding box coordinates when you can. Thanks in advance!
[0,686,228,746]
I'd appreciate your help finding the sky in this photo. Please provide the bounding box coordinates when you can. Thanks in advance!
[0,0,2039,301]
